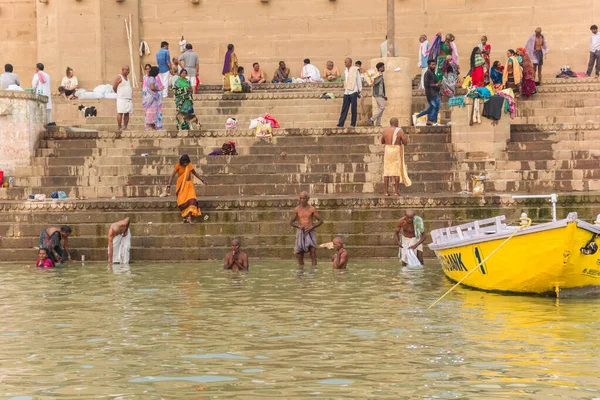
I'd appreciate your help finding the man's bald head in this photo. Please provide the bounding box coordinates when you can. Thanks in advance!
[535,27,542,35]
[333,236,344,249]
[232,239,241,246]
[405,209,415,217]
[390,117,399,127]
[344,57,352,68]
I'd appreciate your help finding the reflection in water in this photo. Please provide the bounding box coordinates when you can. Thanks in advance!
[0,261,598,398]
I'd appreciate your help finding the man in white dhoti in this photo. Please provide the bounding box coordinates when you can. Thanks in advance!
[31,63,53,125]
[108,217,131,264]
[300,59,323,83]
[395,209,426,266]
[112,65,133,131]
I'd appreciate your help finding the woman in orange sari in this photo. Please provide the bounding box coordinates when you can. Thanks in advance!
[166,154,206,224]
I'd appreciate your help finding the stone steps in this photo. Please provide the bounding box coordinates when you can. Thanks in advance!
[1,194,598,262]
[1,180,464,199]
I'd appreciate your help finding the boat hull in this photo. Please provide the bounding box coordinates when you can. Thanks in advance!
[433,222,600,295]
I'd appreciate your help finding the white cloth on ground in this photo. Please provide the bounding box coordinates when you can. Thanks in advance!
[110,228,131,264]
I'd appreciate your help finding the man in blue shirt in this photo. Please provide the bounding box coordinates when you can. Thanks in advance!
[156,41,172,98]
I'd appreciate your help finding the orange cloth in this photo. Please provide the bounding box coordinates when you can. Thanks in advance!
[502,56,522,86]
[175,163,201,218]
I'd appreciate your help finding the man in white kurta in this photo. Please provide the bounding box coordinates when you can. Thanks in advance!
[300,59,324,83]
[31,63,52,124]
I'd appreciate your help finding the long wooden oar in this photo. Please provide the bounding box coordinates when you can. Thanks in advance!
[428,218,532,309]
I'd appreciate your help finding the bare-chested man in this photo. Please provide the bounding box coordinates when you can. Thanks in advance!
[290,191,323,266]
[525,27,548,85]
[394,209,427,266]
[331,236,349,269]
[108,217,131,264]
[224,239,249,271]
[381,117,410,196]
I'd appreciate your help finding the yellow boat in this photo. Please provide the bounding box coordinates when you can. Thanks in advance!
[429,195,600,296]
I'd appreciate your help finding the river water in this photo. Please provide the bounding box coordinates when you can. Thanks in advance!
[0,261,598,399]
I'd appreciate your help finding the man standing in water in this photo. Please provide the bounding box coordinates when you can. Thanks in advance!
[290,191,323,266]
[395,209,427,266]
[108,217,131,264]
[224,239,249,271]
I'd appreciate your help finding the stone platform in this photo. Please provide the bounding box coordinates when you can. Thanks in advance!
[2,80,600,262]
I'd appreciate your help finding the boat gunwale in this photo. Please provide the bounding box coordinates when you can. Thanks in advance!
[428,217,600,251]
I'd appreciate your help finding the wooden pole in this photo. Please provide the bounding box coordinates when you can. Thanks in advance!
[387,0,395,57]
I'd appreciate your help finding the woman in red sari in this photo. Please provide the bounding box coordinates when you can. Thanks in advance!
[517,47,536,98]
[470,47,486,87]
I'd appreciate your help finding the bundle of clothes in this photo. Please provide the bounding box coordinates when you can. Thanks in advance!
[448,86,516,123]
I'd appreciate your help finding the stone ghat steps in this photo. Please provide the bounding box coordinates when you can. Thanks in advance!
[2,181,464,200]
[0,246,402,262]
[34,142,453,158]
[510,128,600,142]
[1,194,598,262]
[13,170,459,187]
[22,159,482,178]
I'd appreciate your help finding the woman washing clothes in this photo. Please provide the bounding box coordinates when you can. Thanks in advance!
[39,226,72,264]
[516,47,536,98]
[143,66,163,130]
[166,154,206,224]
[470,47,486,87]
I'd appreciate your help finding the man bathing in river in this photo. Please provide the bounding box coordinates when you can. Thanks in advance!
[395,209,427,266]
[290,191,323,266]
[108,217,131,264]
[224,239,249,271]
[331,236,349,269]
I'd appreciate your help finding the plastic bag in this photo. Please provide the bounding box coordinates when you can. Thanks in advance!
[226,117,238,130]
[255,121,272,138]
[461,75,472,89]
[263,114,280,129]
[230,75,242,93]
[248,118,260,129]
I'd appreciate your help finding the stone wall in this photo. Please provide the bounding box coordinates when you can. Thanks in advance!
[0,0,37,80]
[0,0,597,86]
[0,91,47,176]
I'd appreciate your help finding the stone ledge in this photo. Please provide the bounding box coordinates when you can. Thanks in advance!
[1,193,597,212]
[42,126,450,140]
[0,90,48,103]
[197,82,345,92]
[511,123,600,132]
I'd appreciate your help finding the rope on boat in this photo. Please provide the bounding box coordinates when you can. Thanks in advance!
[428,217,532,309]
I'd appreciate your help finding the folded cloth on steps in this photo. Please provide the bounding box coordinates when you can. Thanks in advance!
[482,95,506,121]
[295,229,317,254]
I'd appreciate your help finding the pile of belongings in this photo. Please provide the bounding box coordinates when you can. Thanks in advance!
[208,141,237,156]
[249,113,280,138]
[556,66,578,79]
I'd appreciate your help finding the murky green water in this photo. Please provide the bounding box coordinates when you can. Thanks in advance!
[1,261,599,399]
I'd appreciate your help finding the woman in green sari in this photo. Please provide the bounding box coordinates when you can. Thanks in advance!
[173,69,195,130]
